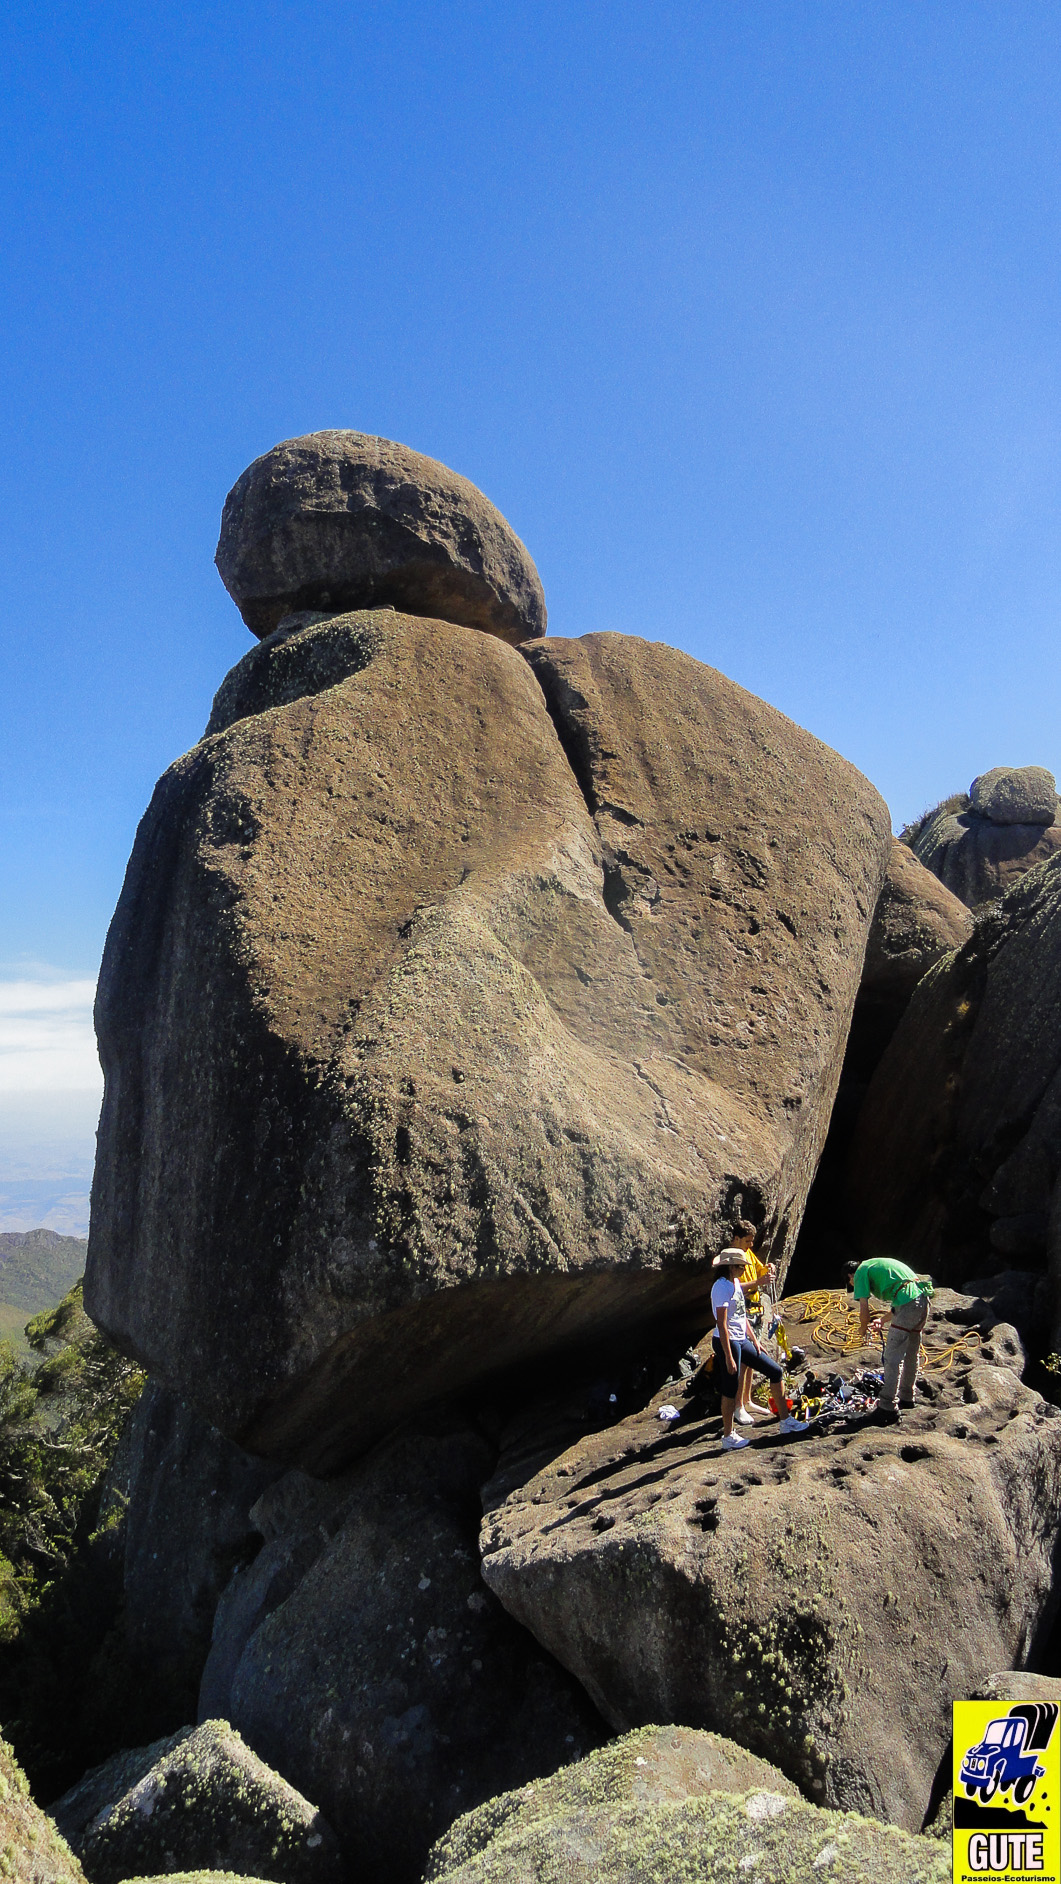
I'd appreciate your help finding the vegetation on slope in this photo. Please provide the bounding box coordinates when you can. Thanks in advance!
[0,1232,88,1318]
[0,1281,145,1799]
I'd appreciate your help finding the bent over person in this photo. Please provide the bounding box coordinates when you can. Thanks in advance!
[845,1257,933,1422]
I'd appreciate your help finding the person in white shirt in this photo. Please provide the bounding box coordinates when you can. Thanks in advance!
[710,1247,786,1451]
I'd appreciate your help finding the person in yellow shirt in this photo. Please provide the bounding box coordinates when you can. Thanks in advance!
[731,1219,778,1424]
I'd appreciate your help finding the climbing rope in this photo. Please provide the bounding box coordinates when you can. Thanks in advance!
[783,1290,867,1355]
[921,1328,982,1371]
[780,1289,982,1372]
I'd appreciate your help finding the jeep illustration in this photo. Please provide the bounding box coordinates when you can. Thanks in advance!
[960,1704,1059,1805]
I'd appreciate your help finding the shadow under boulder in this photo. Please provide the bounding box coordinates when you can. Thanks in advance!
[200,1407,606,1884]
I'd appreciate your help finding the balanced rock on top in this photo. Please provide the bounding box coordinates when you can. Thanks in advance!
[214,430,547,643]
[912,766,1061,908]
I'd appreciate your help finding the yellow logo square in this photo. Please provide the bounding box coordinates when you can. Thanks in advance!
[953,1699,1060,1881]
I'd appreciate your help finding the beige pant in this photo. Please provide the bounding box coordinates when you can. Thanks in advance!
[880,1297,929,1408]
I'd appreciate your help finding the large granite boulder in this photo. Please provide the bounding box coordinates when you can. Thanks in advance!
[76,1720,342,1884]
[478,1287,1061,1832]
[86,611,889,1471]
[105,1384,279,1716]
[0,1733,86,1884]
[214,431,547,643]
[424,1727,949,1884]
[912,768,1061,908]
[198,1408,605,1884]
[848,852,1061,1280]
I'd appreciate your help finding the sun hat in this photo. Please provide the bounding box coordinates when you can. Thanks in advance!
[710,1247,748,1271]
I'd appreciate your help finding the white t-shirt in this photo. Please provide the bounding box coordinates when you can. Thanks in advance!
[711,1275,748,1342]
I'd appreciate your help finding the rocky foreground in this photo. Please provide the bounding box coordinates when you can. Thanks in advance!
[7,431,1061,1882]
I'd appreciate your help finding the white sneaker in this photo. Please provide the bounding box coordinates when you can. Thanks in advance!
[734,1409,754,1425]
[778,1415,812,1436]
[721,1432,750,1450]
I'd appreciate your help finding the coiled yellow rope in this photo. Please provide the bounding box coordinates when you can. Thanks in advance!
[780,1289,982,1372]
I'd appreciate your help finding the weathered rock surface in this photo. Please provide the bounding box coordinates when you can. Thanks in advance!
[848,853,1061,1280]
[478,1287,1061,1832]
[971,765,1058,825]
[0,1733,86,1884]
[77,1720,342,1884]
[781,842,973,1287]
[860,839,973,1016]
[424,1728,948,1884]
[199,1408,605,1884]
[52,1730,192,1856]
[87,613,889,1472]
[974,1671,1061,1704]
[215,431,547,643]
[912,768,1061,908]
[104,1385,279,1715]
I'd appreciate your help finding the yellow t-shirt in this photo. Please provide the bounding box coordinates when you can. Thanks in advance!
[741,1252,770,1307]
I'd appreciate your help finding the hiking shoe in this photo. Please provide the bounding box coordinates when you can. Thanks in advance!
[873,1405,902,1425]
[734,1409,754,1425]
[899,1398,916,1409]
[721,1432,750,1450]
[778,1415,813,1436]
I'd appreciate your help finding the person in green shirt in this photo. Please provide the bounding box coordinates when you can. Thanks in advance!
[844,1257,934,1422]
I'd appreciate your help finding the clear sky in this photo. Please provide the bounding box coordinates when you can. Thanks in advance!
[3,2,1061,1224]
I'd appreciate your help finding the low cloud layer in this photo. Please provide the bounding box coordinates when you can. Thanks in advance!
[0,978,101,1095]
[0,975,101,1233]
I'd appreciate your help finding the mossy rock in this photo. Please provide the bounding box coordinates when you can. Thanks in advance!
[118,1874,279,1882]
[0,1733,85,1883]
[79,1721,342,1884]
[424,1727,950,1884]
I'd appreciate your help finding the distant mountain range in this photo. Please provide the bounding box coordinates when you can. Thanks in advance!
[0,1229,88,1344]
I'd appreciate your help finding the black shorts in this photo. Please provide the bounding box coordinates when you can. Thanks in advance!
[712,1335,785,1399]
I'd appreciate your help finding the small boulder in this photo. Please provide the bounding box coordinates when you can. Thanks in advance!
[215,431,547,643]
[77,1720,343,1884]
[971,766,1058,825]
[424,1729,948,1884]
[0,1733,86,1884]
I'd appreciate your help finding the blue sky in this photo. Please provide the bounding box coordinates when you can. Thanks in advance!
[3,2,1061,1223]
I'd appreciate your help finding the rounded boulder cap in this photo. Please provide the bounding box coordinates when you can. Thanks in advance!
[969,765,1058,827]
[215,430,547,644]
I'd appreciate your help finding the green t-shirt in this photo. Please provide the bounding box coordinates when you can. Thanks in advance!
[851,1258,933,1308]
